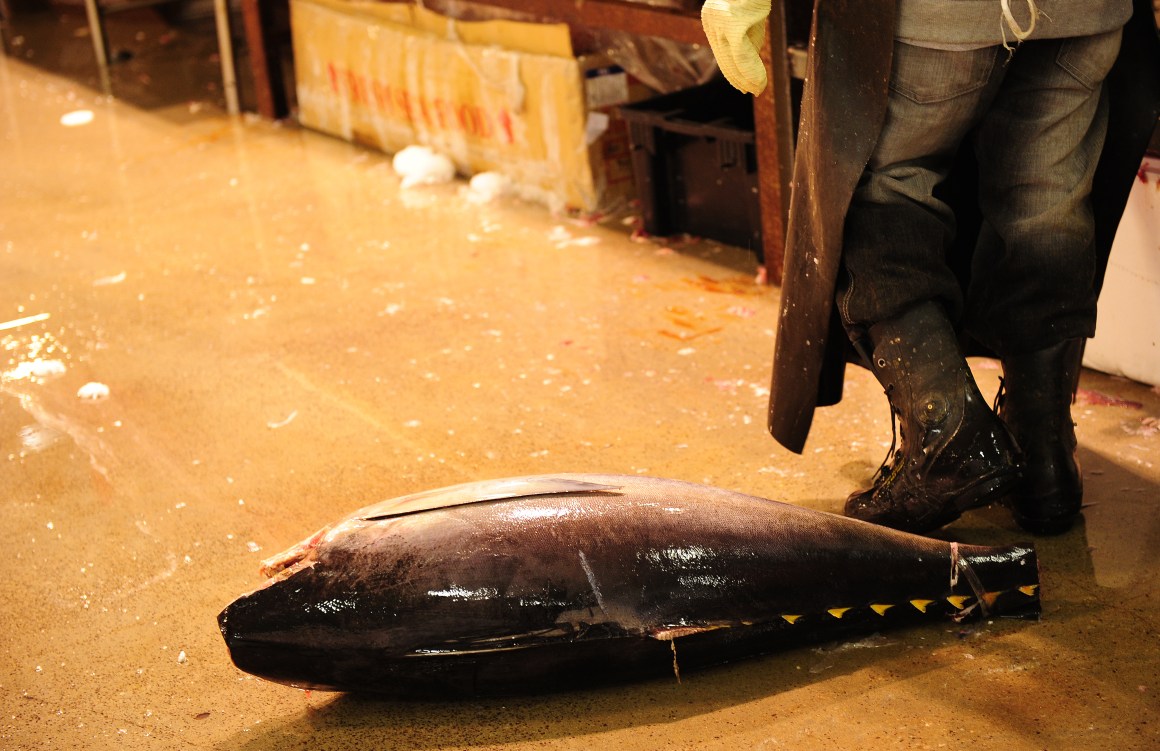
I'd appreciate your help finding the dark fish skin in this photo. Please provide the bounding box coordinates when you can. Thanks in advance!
[218,474,1040,697]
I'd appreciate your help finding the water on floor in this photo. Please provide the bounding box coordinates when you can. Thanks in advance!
[2,10,1159,751]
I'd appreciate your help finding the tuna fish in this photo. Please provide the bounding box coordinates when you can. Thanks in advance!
[218,474,1040,697]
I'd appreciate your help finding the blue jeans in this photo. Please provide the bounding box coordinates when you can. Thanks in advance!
[836,29,1124,356]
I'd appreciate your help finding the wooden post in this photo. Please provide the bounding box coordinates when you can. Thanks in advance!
[754,8,794,285]
[242,0,290,119]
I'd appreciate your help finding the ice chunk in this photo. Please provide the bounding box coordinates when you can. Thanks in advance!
[392,146,455,188]
[76,382,110,401]
[463,171,511,204]
[60,110,94,127]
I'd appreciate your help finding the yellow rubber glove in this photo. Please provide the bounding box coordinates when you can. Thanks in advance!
[701,0,772,96]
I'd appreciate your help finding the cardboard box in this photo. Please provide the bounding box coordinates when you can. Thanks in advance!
[290,0,648,211]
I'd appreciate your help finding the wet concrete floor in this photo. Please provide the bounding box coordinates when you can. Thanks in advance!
[3,17,1160,751]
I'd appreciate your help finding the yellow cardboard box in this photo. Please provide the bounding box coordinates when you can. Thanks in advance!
[291,0,643,211]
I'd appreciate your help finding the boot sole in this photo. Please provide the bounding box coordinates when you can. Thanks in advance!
[919,467,1024,533]
[846,466,1022,534]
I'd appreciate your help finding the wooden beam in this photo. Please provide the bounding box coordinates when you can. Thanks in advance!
[477,0,707,45]
[754,10,794,284]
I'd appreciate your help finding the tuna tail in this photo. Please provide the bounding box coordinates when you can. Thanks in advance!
[954,542,1040,621]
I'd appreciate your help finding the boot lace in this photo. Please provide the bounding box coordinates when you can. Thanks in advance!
[870,385,905,493]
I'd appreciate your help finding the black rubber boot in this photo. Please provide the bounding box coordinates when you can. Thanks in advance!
[845,302,1023,534]
[997,339,1085,535]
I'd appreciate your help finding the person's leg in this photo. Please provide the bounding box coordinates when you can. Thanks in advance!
[967,29,1123,534]
[837,41,1007,333]
[967,30,1121,351]
[839,42,1021,533]
[844,301,1023,532]
[996,339,1085,533]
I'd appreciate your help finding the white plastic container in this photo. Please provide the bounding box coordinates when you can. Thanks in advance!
[1084,156,1160,387]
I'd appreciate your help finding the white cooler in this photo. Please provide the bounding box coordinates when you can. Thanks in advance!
[1084,155,1160,387]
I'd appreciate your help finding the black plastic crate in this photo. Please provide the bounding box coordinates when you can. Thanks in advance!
[619,80,761,258]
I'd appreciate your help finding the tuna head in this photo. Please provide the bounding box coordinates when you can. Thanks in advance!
[219,512,464,691]
[217,497,602,693]
[222,475,634,689]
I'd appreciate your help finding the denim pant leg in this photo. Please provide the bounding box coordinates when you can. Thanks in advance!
[965,30,1122,356]
[837,41,1008,335]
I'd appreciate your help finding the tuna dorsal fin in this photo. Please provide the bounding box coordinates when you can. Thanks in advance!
[358,475,624,520]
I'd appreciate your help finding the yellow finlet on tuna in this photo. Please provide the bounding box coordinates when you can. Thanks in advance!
[1019,585,1039,596]
[782,614,803,624]
[910,599,934,613]
[947,595,970,609]
[871,603,894,616]
[827,607,851,619]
